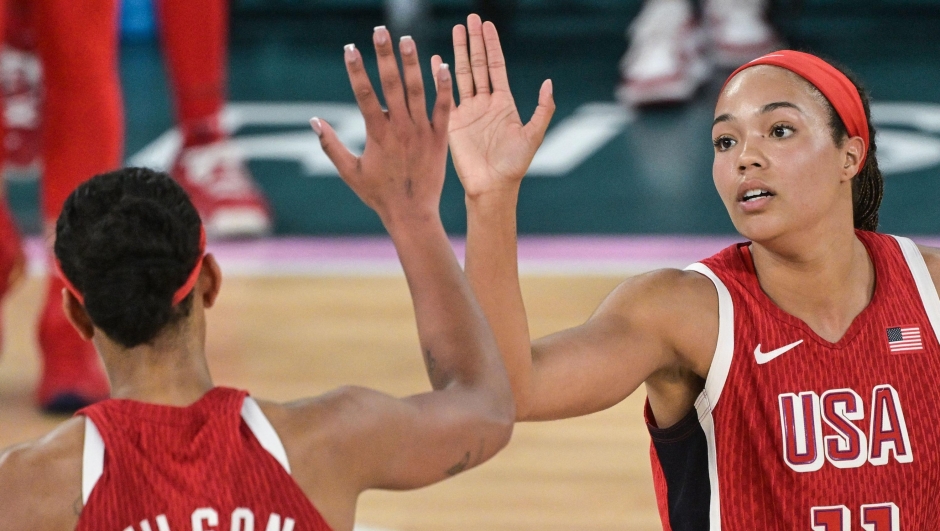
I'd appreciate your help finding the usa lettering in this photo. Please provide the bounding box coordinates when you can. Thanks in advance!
[124,508,295,531]
[778,385,913,473]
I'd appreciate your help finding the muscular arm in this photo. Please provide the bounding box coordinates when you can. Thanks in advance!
[447,15,716,423]
[0,418,84,531]
[466,193,717,422]
[266,26,512,526]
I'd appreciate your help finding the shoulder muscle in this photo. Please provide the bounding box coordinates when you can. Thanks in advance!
[0,417,84,530]
[597,267,719,376]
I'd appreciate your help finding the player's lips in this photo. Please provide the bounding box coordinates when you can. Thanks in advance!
[736,181,776,212]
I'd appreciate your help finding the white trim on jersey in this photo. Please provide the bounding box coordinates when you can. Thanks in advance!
[686,263,736,409]
[82,417,105,505]
[241,396,292,474]
[894,236,940,347]
[686,262,736,531]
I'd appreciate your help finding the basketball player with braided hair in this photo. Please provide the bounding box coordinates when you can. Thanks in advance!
[446,13,940,528]
[0,27,514,530]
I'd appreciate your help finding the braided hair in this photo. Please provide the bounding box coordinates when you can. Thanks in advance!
[54,168,203,348]
[811,64,883,232]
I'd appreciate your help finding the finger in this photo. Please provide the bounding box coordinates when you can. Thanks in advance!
[430,54,443,91]
[399,35,428,124]
[481,21,509,93]
[431,63,454,135]
[523,79,556,147]
[373,25,408,119]
[344,43,386,132]
[467,14,490,95]
[452,24,474,102]
[311,117,358,179]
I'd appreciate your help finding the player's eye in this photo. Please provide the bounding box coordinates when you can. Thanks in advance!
[713,136,736,152]
[770,124,795,139]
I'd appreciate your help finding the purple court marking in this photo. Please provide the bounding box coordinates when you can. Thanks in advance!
[24,235,940,277]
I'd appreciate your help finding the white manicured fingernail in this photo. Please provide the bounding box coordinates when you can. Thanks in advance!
[310,117,322,136]
[374,25,388,45]
[344,44,356,62]
[439,63,451,82]
[400,35,414,54]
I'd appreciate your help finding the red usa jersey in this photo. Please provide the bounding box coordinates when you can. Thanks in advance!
[647,231,940,530]
[75,387,333,531]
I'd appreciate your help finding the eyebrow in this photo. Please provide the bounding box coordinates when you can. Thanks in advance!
[712,101,804,127]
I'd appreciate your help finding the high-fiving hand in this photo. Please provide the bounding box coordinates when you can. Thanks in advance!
[434,14,555,198]
[312,26,453,225]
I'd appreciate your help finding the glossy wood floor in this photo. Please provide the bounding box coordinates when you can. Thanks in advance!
[0,274,661,531]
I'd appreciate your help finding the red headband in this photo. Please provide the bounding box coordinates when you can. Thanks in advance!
[56,225,207,307]
[723,50,869,169]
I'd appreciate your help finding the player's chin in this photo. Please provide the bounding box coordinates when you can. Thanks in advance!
[729,211,789,244]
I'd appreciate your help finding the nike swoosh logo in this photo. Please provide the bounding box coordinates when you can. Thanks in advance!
[754,340,804,364]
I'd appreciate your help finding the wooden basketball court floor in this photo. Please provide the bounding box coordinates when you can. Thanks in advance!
[4,233,940,528]
[0,252,668,531]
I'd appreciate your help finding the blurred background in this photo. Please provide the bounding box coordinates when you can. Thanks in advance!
[0,3,937,529]
[4,0,940,238]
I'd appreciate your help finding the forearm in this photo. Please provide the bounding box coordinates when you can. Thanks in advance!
[464,189,535,420]
[383,211,512,414]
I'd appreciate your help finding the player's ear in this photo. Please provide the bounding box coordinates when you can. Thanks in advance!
[200,254,222,309]
[62,289,95,341]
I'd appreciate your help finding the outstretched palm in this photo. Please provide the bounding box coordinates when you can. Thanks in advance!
[439,16,554,197]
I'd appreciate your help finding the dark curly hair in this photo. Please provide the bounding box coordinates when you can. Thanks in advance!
[54,167,203,348]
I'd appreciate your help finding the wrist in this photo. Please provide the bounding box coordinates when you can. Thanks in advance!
[381,206,444,234]
[465,187,519,212]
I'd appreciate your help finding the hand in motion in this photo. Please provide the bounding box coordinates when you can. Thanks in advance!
[312,27,453,224]
[436,14,555,197]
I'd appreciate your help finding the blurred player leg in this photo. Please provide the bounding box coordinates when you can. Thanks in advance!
[2,0,41,172]
[0,0,27,357]
[0,182,24,352]
[616,0,710,107]
[33,0,120,412]
[157,0,272,239]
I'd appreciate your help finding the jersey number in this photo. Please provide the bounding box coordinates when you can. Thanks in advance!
[811,503,899,530]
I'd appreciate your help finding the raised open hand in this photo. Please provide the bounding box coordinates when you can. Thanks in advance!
[312,27,453,224]
[435,14,555,197]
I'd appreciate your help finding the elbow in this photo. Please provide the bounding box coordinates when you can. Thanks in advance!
[491,389,516,451]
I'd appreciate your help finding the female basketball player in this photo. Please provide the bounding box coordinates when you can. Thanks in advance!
[0,27,513,531]
[446,13,940,528]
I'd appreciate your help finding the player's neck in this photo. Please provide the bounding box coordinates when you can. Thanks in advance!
[97,317,215,407]
[749,225,875,343]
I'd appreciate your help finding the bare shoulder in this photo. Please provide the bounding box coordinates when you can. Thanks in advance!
[253,387,384,484]
[256,386,384,449]
[599,268,719,374]
[918,245,940,289]
[0,417,85,530]
[253,388,395,531]
[601,267,718,315]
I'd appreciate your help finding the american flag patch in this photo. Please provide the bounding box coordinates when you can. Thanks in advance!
[886,326,923,353]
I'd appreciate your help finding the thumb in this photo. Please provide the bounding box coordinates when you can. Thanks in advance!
[523,79,555,148]
[311,117,357,179]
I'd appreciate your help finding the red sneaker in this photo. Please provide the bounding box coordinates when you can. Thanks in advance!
[0,199,25,349]
[171,138,273,239]
[37,275,111,414]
